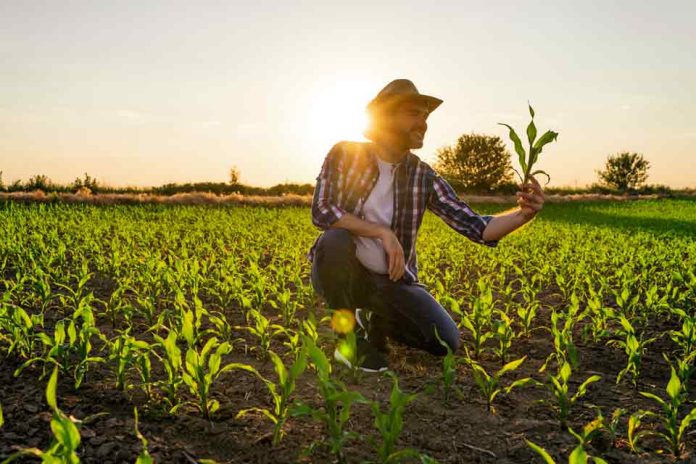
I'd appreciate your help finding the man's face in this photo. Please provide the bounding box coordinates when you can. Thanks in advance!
[383,100,430,150]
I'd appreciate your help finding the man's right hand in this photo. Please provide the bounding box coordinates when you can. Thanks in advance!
[379,227,405,281]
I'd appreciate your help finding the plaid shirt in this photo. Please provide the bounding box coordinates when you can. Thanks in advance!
[307,141,498,285]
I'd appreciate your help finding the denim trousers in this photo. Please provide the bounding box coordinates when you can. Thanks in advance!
[310,228,461,356]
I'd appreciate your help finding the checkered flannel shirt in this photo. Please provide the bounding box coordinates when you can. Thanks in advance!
[307,141,498,285]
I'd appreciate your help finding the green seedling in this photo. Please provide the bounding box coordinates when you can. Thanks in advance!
[493,310,515,364]
[460,279,495,359]
[152,329,183,411]
[133,407,153,464]
[626,411,650,454]
[434,328,460,403]
[498,102,558,186]
[366,371,435,464]
[542,360,601,430]
[2,367,81,463]
[607,315,655,387]
[179,336,235,419]
[639,366,696,456]
[464,352,532,414]
[236,348,308,447]
[291,336,366,463]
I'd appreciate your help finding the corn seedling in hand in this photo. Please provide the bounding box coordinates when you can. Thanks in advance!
[639,366,696,457]
[464,352,533,414]
[498,102,558,186]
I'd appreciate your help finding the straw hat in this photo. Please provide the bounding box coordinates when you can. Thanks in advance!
[366,79,443,114]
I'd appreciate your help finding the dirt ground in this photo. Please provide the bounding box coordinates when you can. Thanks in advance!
[2,287,693,464]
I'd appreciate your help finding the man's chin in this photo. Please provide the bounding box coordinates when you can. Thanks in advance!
[409,138,424,149]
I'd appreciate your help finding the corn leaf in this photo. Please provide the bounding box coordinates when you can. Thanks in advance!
[525,439,556,464]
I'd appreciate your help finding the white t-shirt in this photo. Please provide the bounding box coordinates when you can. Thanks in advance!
[353,156,397,274]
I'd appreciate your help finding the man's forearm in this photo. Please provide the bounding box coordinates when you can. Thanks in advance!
[481,209,533,241]
[330,213,387,239]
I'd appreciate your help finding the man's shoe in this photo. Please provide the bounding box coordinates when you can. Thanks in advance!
[334,333,389,373]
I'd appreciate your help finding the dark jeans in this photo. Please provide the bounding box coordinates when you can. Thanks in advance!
[310,228,460,356]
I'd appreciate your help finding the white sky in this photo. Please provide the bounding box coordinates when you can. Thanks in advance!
[1,0,695,188]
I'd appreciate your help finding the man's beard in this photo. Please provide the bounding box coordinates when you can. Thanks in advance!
[384,126,420,150]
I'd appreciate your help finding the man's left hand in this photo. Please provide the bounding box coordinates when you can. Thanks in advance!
[516,176,545,220]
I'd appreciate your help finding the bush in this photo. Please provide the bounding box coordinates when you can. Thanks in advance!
[596,152,650,192]
[434,133,514,193]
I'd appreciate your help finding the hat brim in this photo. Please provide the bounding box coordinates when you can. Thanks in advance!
[367,94,443,114]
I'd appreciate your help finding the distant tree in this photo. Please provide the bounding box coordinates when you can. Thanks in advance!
[72,172,99,192]
[229,166,241,185]
[26,174,52,191]
[434,133,514,192]
[0,170,4,191]
[596,152,650,191]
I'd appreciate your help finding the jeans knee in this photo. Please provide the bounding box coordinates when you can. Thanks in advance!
[428,322,461,356]
[316,228,354,264]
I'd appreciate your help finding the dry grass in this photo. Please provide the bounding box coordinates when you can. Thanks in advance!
[0,190,682,207]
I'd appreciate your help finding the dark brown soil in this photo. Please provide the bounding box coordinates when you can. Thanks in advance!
[2,293,694,464]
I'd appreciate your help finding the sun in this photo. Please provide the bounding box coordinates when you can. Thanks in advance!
[306,79,373,149]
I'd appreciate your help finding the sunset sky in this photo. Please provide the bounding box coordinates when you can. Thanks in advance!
[1,0,695,189]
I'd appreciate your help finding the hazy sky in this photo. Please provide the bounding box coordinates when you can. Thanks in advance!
[1,0,695,188]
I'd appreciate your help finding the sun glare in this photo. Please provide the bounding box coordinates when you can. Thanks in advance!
[306,80,373,150]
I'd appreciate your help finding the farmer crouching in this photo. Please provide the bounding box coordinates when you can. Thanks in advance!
[307,78,545,372]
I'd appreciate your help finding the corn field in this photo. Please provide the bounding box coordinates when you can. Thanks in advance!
[1,199,695,463]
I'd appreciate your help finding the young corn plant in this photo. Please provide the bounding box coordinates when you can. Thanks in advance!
[581,291,615,343]
[152,330,183,412]
[463,351,532,414]
[435,328,460,403]
[639,366,696,457]
[626,411,650,454]
[179,336,236,419]
[607,315,656,387]
[2,367,81,464]
[460,279,495,359]
[540,306,580,373]
[108,329,151,393]
[236,308,287,360]
[235,348,308,447]
[498,101,558,186]
[669,308,696,358]
[542,360,601,430]
[133,407,153,464]
[366,371,435,464]
[290,336,367,464]
[493,310,515,365]
[526,418,609,464]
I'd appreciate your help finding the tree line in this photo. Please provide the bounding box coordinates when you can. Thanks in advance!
[433,133,666,195]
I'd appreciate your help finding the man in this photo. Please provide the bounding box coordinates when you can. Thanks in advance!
[307,79,545,372]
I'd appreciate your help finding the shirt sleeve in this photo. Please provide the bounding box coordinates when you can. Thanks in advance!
[311,142,348,230]
[427,171,499,247]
